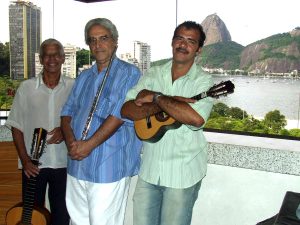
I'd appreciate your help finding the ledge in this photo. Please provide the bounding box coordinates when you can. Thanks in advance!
[1,126,299,176]
[206,131,300,176]
[0,125,12,142]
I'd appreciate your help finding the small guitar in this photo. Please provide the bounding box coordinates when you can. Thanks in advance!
[6,128,51,225]
[134,80,235,143]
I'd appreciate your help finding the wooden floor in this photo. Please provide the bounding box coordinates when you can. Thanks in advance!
[0,142,22,225]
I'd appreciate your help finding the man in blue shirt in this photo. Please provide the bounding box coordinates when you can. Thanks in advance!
[61,18,142,225]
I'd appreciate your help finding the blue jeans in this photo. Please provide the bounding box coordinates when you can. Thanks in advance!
[133,177,202,225]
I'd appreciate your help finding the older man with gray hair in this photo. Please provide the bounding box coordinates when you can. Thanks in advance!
[61,18,142,225]
[6,38,74,225]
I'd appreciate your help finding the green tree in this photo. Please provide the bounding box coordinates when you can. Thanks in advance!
[263,110,287,134]
[0,76,21,109]
[206,104,299,138]
[229,107,248,119]
[288,129,300,137]
[206,117,229,129]
[76,48,92,73]
[211,102,230,117]
[0,42,10,76]
[241,116,268,133]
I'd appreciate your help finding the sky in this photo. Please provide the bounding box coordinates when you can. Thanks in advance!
[1,0,299,61]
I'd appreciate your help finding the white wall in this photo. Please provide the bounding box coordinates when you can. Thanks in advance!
[124,164,300,225]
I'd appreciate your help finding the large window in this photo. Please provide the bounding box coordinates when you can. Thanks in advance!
[0,0,300,138]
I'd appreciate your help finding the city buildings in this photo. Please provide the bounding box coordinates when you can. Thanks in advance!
[62,44,77,78]
[9,0,41,80]
[133,41,151,75]
[120,53,139,67]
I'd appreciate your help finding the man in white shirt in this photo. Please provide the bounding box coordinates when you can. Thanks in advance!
[6,38,74,225]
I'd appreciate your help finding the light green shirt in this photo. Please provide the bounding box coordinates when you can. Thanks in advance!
[126,60,214,188]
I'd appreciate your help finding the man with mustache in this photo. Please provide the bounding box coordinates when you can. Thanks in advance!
[121,21,214,225]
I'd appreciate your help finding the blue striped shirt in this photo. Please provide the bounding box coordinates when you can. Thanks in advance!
[61,58,142,183]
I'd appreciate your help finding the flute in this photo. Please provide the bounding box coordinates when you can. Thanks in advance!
[81,47,117,140]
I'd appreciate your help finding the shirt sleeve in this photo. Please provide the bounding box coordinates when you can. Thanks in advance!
[110,65,141,121]
[186,74,214,131]
[60,77,78,117]
[125,67,156,102]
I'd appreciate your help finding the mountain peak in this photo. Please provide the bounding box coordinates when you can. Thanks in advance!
[201,13,231,46]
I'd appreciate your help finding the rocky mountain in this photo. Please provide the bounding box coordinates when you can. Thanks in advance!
[201,14,231,46]
[198,14,300,74]
[239,30,300,73]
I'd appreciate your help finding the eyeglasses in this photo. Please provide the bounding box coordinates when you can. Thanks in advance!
[42,53,63,60]
[87,35,113,46]
[173,35,198,46]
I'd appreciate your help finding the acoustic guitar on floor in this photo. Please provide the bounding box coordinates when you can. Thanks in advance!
[6,128,51,225]
[134,80,235,143]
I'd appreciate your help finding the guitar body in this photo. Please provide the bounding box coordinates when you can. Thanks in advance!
[134,112,182,142]
[6,202,51,225]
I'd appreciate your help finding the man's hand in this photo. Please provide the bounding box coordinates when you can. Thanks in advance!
[134,89,156,106]
[22,157,40,178]
[47,127,64,144]
[68,140,93,161]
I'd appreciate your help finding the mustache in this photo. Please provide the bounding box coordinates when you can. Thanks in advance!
[175,47,189,54]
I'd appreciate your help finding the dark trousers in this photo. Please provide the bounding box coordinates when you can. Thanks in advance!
[22,167,70,225]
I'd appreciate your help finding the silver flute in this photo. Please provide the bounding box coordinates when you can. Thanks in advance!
[81,47,117,140]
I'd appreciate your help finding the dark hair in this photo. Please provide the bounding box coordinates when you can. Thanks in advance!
[84,18,118,45]
[172,21,206,48]
[39,38,64,58]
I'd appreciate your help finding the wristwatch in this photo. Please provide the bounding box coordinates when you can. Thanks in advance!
[153,92,163,103]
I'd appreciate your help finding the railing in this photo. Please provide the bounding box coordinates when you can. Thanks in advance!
[0,117,8,126]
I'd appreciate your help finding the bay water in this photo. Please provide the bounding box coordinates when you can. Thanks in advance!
[212,75,300,129]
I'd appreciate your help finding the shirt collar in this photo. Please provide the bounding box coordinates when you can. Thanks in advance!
[91,57,118,76]
[36,71,65,89]
[163,59,197,79]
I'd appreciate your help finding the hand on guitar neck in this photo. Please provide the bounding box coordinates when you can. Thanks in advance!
[6,128,51,225]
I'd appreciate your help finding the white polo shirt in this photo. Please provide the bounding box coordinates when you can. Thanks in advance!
[6,74,74,169]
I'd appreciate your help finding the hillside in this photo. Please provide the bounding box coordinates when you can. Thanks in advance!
[197,41,243,70]
[152,14,300,74]
[240,31,300,73]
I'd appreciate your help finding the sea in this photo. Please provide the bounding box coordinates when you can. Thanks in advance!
[211,75,300,129]
[0,74,299,129]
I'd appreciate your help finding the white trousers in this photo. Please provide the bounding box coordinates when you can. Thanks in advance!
[66,174,130,225]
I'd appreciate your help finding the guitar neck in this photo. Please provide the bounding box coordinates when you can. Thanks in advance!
[21,174,37,224]
[191,91,207,101]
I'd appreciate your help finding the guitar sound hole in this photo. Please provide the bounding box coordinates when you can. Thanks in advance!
[155,112,169,122]
[146,117,152,128]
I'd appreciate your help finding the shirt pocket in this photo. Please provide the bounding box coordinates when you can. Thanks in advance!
[93,97,111,121]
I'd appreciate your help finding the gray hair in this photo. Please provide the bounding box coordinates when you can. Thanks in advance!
[39,38,65,57]
[84,18,119,45]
